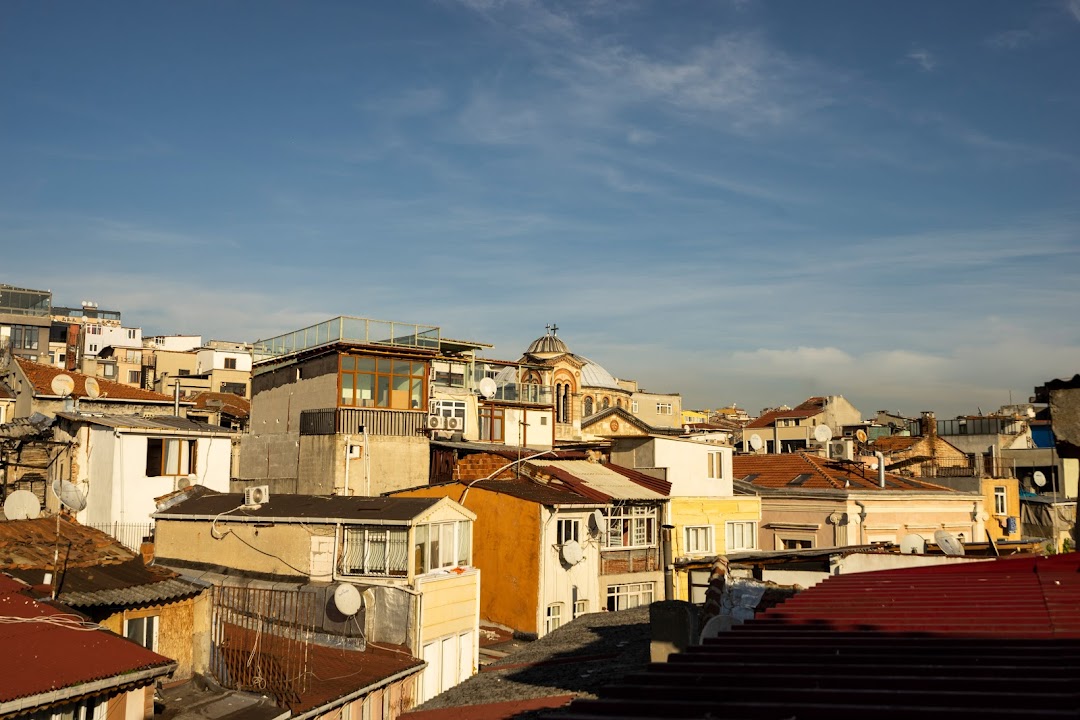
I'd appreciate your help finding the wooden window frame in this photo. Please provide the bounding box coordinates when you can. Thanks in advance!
[145,437,197,477]
[338,354,428,411]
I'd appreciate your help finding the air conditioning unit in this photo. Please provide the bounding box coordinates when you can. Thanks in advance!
[829,440,854,461]
[244,485,270,506]
[426,414,445,430]
[444,416,462,431]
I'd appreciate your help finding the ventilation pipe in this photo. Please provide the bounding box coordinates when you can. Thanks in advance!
[875,451,886,488]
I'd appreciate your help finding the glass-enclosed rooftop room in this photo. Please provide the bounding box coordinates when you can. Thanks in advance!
[0,285,51,317]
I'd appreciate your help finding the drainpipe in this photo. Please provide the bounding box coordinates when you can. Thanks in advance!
[875,451,886,488]
[174,380,181,416]
[343,434,351,496]
[363,425,371,496]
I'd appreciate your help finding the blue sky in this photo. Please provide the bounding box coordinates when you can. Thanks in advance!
[2,0,1079,418]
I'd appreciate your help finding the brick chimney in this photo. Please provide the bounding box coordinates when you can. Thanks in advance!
[921,411,937,438]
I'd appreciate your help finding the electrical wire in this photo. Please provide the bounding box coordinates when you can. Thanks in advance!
[0,614,102,631]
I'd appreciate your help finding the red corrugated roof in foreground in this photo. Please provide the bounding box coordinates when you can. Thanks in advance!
[401,694,574,720]
[547,553,1080,720]
[0,575,174,707]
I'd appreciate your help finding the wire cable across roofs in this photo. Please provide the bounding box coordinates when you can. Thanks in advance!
[0,613,102,631]
[209,502,310,576]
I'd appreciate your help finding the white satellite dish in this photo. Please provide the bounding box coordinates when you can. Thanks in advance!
[749,434,764,451]
[84,377,101,399]
[560,539,584,565]
[813,424,833,443]
[855,429,868,443]
[3,490,41,520]
[52,480,87,512]
[333,583,363,616]
[1026,407,1036,418]
[1033,471,1047,488]
[478,377,498,399]
[934,529,965,556]
[589,509,604,534]
[900,533,926,555]
[51,374,75,397]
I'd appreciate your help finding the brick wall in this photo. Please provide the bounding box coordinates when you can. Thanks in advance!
[454,453,518,481]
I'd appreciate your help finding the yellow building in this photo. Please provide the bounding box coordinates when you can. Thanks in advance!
[681,409,710,427]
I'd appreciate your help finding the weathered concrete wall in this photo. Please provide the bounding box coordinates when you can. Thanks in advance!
[249,354,338,434]
[236,431,301,482]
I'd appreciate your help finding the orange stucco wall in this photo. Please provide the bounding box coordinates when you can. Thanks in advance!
[391,484,542,634]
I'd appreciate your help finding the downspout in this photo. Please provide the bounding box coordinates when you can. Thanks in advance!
[174,380,181,416]
[662,501,674,601]
[363,424,371,496]
[875,451,886,488]
[343,434,351,496]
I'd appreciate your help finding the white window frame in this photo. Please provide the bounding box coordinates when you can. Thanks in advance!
[545,603,563,634]
[707,451,723,480]
[432,400,468,431]
[631,400,639,414]
[414,521,471,575]
[604,505,657,550]
[994,486,1007,516]
[606,582,654,611]
[725,521,757,551]
[124,614,159,651]
[556,518,580,545]
[656,402,673,415]
[684,525,714,555]
[573,599,588,618]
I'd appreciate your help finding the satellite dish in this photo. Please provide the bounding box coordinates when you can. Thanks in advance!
[478,377,498,399]
[560,539,584,565]
[52,480,87,512]
[813,425,833,443]
[855,429,868,443]
[749,434,764,451]
[1026,407,1036,418]
[3,490,41,520]
[1033,471,1047,488]
[934,529,965,556]
[333,583,363,616]
[84,377,101,399]
[51,374,75,397]
[589,509,604,534]
[900,533,926,555]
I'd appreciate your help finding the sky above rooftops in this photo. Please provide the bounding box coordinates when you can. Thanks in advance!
[2,1,1078,418]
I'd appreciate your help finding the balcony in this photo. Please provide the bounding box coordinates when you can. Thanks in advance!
[300,407,427,437]
[483,382,553,405]
[253,316,440,358]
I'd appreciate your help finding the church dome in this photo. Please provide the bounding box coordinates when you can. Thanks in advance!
[575,356,623,391]
[526,327,570,359]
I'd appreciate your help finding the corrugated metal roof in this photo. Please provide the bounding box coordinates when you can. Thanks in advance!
[468,479,597,506]
[543,461,666,501]
[56,412,236,433]
[155,492,442,522]
[546,553,1080,720]
[0,575,175,707]
[574,356,623,390]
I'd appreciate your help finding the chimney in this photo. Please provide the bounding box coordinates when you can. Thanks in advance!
[921,411,937,438]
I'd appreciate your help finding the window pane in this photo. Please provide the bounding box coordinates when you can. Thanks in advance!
[367,530,387,573]
[393,373,410,392]
[412,379,424,410]
[376,357,392,373]
[414,525,429,574]
[179,441,192,475]
[457,521,470,566]
[341,373,354,406]
[440,523,455,567]
[389,529,408,575]
[377,376,390,407]
[341,355,356,371]
[356,374,374,405]
[146,439,163,476]
[412,361,426,377]
[164,440,180,475]
[357,356,376,372]
[393,360,411,377]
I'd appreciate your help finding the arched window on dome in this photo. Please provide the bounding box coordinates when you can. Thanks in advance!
[602,397,610,410]
[616,399,623,409]
[584,397,593,416]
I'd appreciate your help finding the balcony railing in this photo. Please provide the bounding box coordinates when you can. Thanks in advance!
[484,382,553,405]
[87,522,154,551]
[253,316,440,358]
[601,547,661,575]
[300,408,427,437]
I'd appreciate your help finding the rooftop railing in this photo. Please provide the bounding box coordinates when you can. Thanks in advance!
[253,316,440,358]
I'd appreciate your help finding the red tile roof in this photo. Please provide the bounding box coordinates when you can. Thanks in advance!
[547,553,1080,720]
[745,397,827,429]
[0,575,175,709]
[734,452,951,491]
[867,435,921,452]
[15,357,176,403]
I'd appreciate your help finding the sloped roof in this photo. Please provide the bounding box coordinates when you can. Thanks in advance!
[868,435,920,452]
[464,479,598,506]
[540,460,670,501]
[187,391,251,418]
[56,412,236,434]
[0,517,203,608]
[746,397,827,429]
[734,452,955,491]
[547,554,1080,720]
[155,492,443,523]
[15,357,177,403]
[0,575,175,710]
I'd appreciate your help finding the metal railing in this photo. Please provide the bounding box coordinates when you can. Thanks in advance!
[253,316,440,358]
[300,407,427,437]
[87,522,154,551]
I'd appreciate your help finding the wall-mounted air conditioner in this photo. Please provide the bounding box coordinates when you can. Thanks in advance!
[445,416,462,431]
[829,439,854,461]
[426,415,445,430]
[244,485,270,506]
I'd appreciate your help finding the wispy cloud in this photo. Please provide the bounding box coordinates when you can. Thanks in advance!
[906,46,937,72]
[986,29,1035,50]
[1067,0,1080,23]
